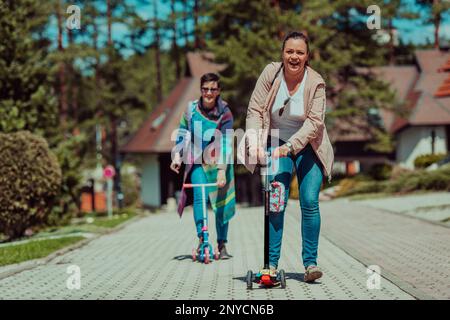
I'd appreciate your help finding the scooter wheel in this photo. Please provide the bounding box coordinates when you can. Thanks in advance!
[246,270,253,290]
[279,269,286,288]
[192,248,197,262]
[204,247,210,264]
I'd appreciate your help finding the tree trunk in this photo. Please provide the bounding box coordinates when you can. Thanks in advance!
[388,18,395,65]
[194,0,200,49]
[56,0,68,132]
[183,0,189,48]
[153,0,163,102]
[171,0,181,79]
[107,0,112,46]
[433,0,440,49]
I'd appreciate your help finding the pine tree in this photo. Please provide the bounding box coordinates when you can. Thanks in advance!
[204,0,400,153]
[417,0,450,48]
[0,0,58,135]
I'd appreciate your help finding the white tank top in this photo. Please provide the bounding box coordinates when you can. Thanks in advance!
[270,70,307,142]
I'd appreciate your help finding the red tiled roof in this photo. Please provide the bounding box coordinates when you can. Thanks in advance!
[121,51,226,154]
[186,51,226,77]
[435,73,450,97]
[415,49,449,73]
[371,66,419,131]
[437,57,450,72]
[120,78,194,153]
[380,49,450,133]
[328,115,372,142]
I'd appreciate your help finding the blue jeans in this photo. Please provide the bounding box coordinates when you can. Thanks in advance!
[267,140,323,269]
[191,164,229,243]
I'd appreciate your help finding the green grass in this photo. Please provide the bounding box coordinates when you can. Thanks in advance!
[0,236,84,267]
[91,213,136,228]
[0,210,138,267]
[37,211,137,238]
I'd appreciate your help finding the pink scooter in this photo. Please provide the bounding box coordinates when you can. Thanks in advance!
[183,182,220,264]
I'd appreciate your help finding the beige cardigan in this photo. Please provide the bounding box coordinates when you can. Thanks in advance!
[238,62,334,182]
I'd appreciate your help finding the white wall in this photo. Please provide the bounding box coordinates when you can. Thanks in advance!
[141,154,161,207]
[396,126,448,169]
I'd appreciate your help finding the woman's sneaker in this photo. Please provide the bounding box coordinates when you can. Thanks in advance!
[304,265,323,282]
[218,241,232,259]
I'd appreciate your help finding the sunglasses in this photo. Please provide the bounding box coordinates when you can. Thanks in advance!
[201,87,219,93]
[278,97,290,117]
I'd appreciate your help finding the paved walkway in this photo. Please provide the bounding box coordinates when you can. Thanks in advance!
[316,197,450,300]
[353,192,450,226]
[0,200,423,300]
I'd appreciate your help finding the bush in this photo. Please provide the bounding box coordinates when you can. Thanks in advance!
[368,163,393,181]
[121,165,140,207]
[389,165,412,180]
[337,180,386,197]
[335,163,450,198]
[414,153,446,169]
[0,131,62,240]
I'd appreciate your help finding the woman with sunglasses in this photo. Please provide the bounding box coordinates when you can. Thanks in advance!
[242,31,334,282]
[171,73,235,260]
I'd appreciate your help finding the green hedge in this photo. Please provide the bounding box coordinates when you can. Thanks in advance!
[414,153,446,169]
[0,131,62,240]
[338,164,450,197]
[368,163,393,181]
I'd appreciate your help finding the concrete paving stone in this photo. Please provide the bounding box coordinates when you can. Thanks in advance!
[316,197,450,300]
[0,204,415,300]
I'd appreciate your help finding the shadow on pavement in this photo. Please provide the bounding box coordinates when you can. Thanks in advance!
[172,254,193,261]
[286,272,321,284]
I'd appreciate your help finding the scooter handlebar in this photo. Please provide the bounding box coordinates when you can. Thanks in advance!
[183,183,218,188]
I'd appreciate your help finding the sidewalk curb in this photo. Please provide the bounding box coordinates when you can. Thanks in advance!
[0,214,143,281]
[322,234,435,300]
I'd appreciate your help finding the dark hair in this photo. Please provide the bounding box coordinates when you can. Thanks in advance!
[282,31,310,53]
[200,73,221,88]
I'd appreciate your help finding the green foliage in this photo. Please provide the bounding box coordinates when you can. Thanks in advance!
[0,0,57,134]
[48,133,89,222]
[91,212,136,229]
[120,167,140,208]
[338,164,450,197]
[204,0,399,150]
[368,163,393,181]
[414,153,446,169]
[0,131,62,240]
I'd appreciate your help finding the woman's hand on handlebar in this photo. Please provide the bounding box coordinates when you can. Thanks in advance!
[272,145,290,160]
[217,169,226,188]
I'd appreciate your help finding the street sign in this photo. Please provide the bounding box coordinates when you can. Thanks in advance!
[103,165,115,219]
[103,165,116,179]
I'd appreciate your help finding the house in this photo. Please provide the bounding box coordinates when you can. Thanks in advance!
[120,52,225,208]
[330,48,450,173]
[378,48,450,169]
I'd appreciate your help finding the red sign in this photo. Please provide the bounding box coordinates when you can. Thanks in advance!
[103,165,116,179]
